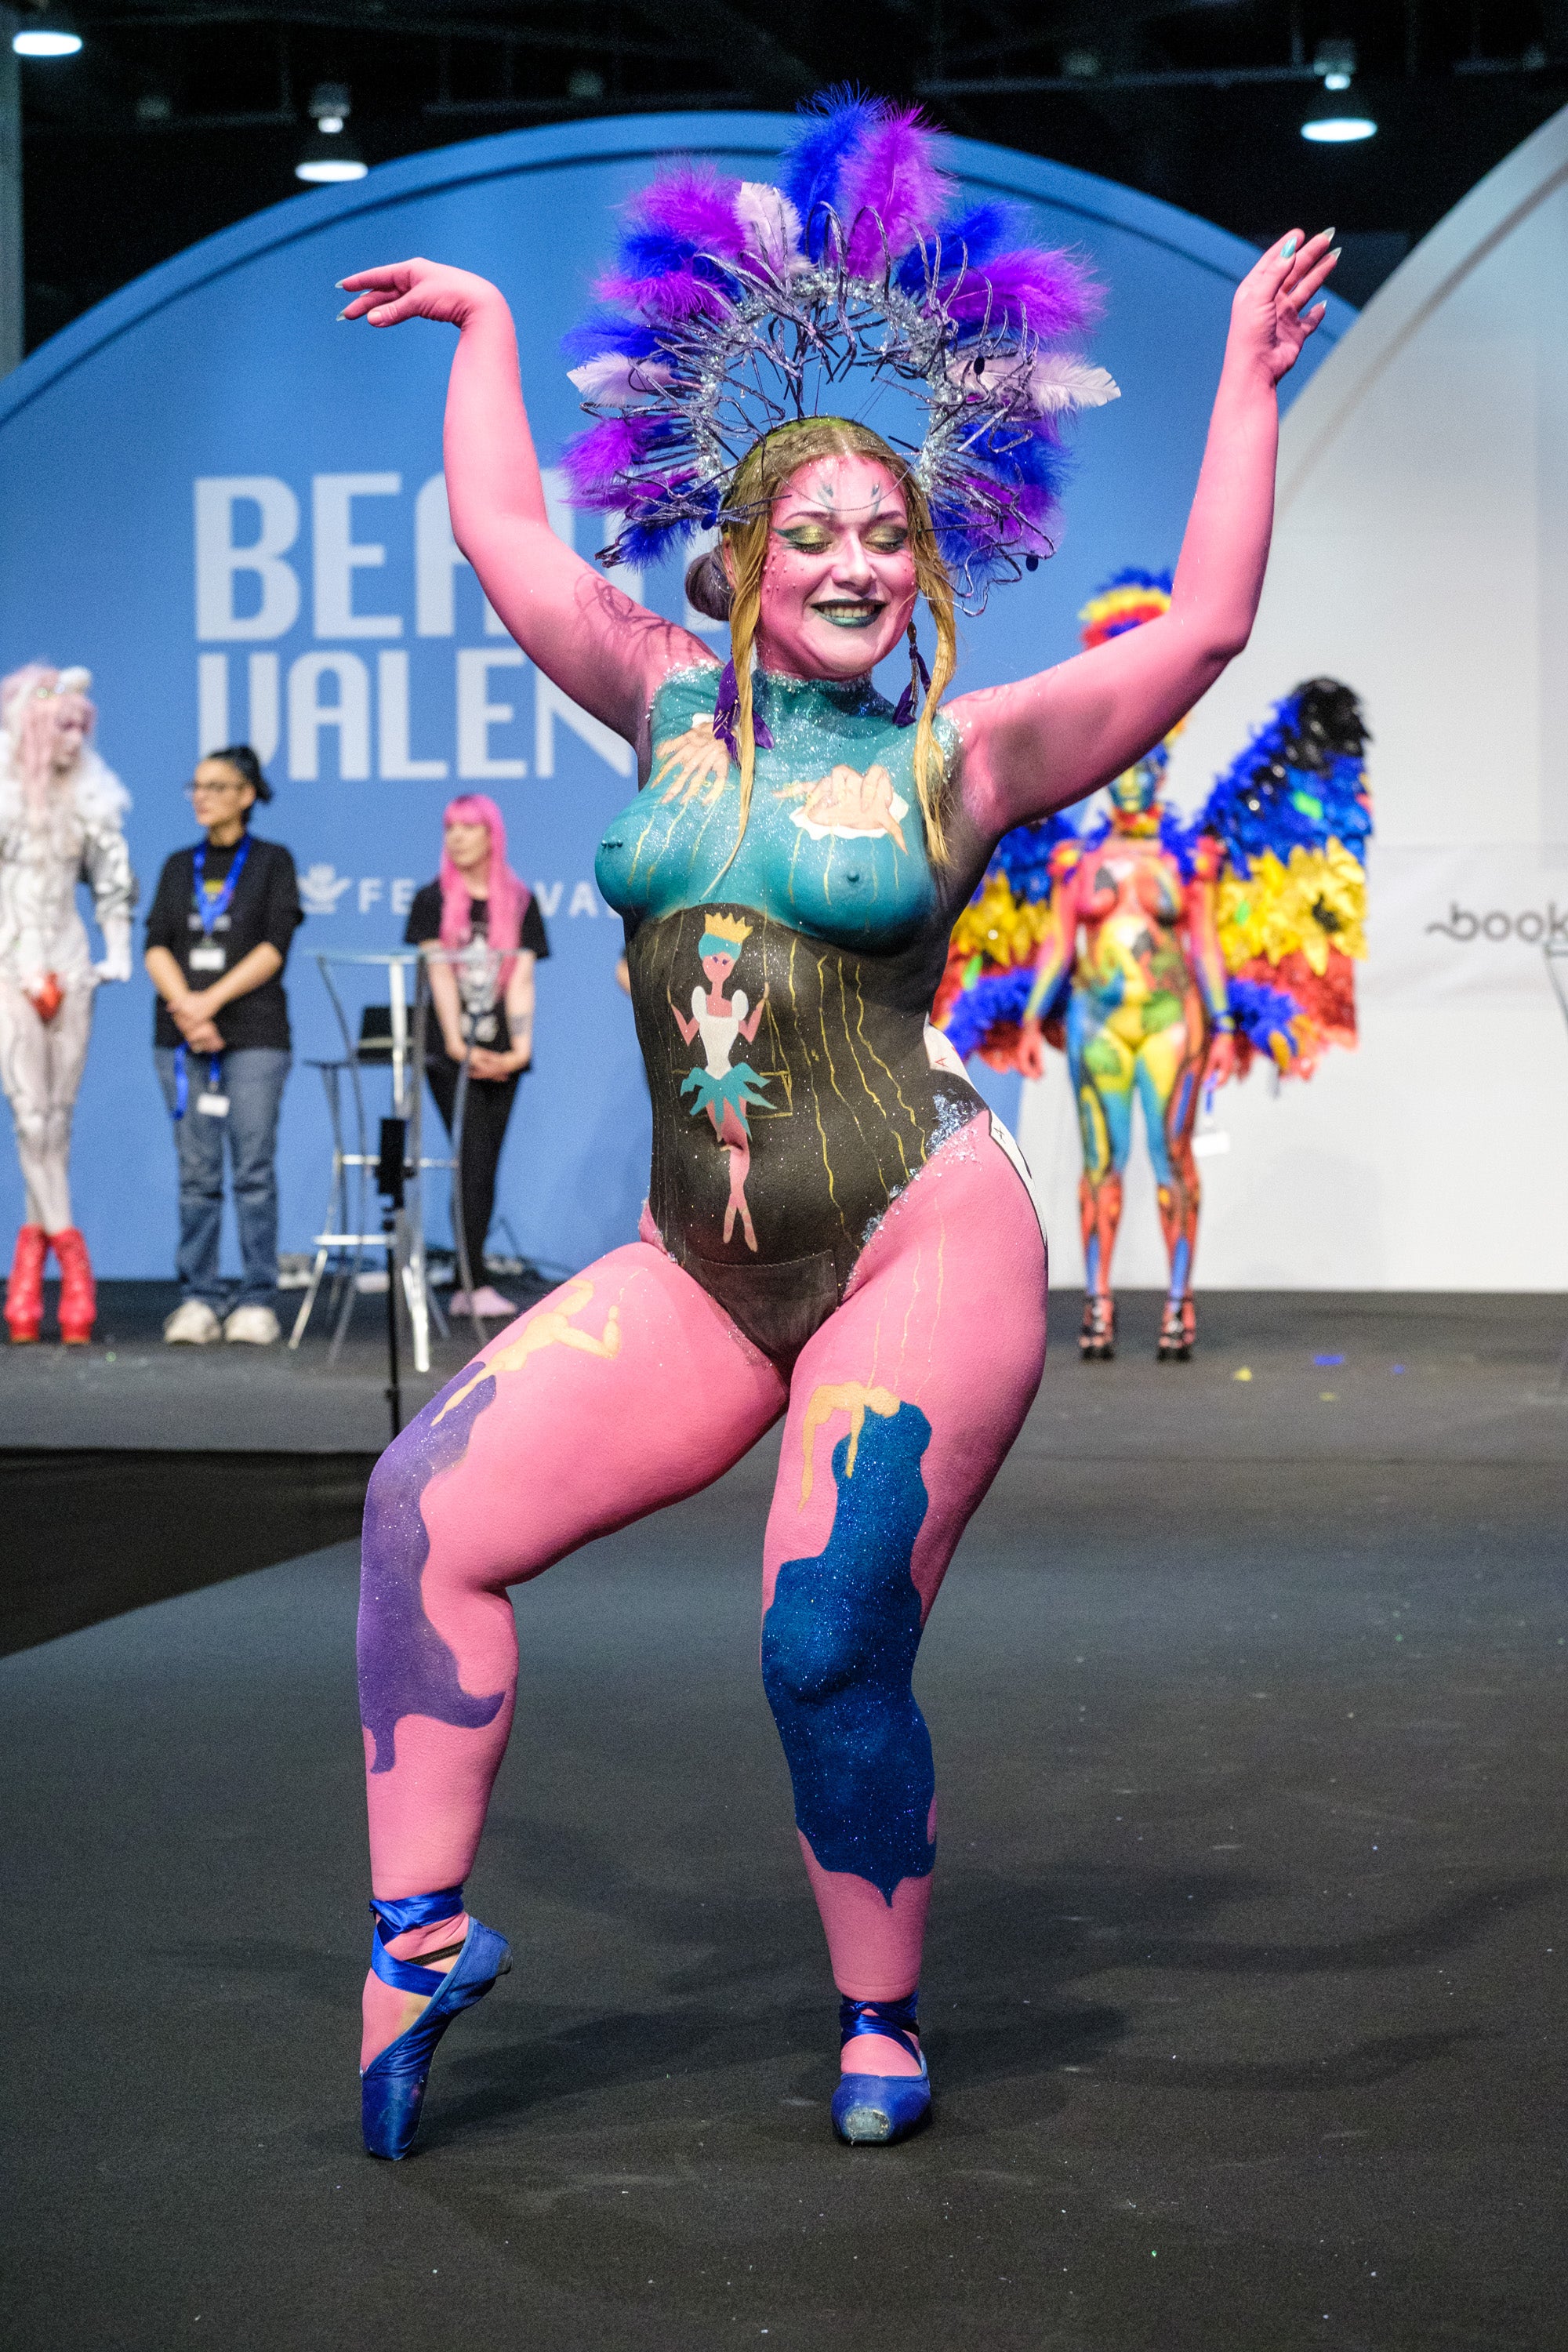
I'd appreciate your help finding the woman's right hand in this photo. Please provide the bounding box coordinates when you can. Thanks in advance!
[441,1033,470,1065]
[338,260,499,332]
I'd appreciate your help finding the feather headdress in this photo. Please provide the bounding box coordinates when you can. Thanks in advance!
[561,89,1116,607]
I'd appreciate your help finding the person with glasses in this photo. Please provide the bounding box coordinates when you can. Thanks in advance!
[143,747,303,1344]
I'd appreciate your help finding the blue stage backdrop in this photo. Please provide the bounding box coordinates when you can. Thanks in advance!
[0,115,1352,1279]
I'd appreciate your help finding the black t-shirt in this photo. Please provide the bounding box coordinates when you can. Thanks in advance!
[405,883,549,1058]
[145,834,303,1051]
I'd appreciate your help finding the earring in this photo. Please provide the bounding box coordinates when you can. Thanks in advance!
[893,620,931,728]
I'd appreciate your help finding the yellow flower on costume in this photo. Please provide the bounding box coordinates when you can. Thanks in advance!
[949,869,1054,970]
[1217,837,1367,976]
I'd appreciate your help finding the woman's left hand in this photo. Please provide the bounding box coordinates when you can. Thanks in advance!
[1226,229,1338,387]
[467,1044,526,1080]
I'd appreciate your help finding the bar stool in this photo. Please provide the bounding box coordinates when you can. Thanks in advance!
[287,948,490,1367]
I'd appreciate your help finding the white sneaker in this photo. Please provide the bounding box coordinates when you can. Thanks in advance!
[223,1304,281,1345]
[164,1298,223,1345]
[449,1284,517,1319]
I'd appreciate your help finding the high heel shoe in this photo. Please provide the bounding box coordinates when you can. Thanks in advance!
[53,1226,96,1345]
[5,1225,46,1343]
[360,1887,510,2161]
[830,1993,931,2145]
[1080,1294,1116,1361]
[1156,1295,1196,1362]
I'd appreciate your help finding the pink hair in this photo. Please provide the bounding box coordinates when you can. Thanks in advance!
[439,793,531,975]
[2,662,95,814]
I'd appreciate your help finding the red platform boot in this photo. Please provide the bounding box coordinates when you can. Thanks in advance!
[53,1226,96,1345]
[5,1225,48,1343]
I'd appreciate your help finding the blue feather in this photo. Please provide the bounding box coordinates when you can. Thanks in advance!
[943,965,1040,1062]
[990,811,1079,901]
[781,87,884,262]
[561,310,663,365]
[1227,975,1304,1058]
[1200,681,1371,877]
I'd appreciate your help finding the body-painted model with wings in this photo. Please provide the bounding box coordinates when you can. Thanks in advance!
[937,572,1370,1361]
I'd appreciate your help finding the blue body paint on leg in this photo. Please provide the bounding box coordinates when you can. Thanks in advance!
[762,1403,935,1903]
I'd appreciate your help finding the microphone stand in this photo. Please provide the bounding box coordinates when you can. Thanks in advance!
[376,1114,408,1439]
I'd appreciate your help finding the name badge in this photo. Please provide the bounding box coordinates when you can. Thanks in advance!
[196,1090,230,1118]
[189,944,226,973]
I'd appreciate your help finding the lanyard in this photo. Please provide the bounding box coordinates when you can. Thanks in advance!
[192,834,249,935]
[172,1043,223,1121]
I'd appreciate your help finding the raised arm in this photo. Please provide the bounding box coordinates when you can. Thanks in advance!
[952,230,1339,841]
[1015,862,1078,1081]
[338,261,712,745]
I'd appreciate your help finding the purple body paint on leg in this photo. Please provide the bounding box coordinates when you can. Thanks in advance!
[358,1374,509,1775]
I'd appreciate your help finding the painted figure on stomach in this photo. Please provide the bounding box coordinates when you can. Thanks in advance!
[669,910,771,1250]
[339,90,1338,2158]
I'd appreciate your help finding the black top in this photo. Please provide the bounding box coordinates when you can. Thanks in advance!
[404,884,550,1058]
[145,834,303,1051]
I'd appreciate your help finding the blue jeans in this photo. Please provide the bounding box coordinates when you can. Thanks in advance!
[154,1047,291,1309]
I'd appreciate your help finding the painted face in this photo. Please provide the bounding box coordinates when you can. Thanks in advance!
[445,819,490,872]
[753,454,918,681]
[1109,754,1163,824]
[701,950,736,989]
[48,703,89,771]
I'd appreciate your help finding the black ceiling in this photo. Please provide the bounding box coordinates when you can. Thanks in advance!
[15,0,1568,350]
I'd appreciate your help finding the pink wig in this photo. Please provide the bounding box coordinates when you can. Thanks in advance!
[2,663,95,811]
[439,793,531,972]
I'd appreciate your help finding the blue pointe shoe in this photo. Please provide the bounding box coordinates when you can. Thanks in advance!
[830,1992,931,2145]
[360,1887,510,2161]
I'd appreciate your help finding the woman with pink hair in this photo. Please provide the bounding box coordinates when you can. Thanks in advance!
[404,794,550,1317]
[0,662,136,1344]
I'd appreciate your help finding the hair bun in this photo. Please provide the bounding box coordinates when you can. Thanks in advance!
[684,547,731,624]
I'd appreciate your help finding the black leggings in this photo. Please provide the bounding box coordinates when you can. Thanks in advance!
[424,1054,520,1276]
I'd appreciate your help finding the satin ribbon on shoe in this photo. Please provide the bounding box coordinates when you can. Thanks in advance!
[831,1991,931,2145]
[361,1886,511,2161]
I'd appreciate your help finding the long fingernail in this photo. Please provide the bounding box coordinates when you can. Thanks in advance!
[1328,248,1341,264]
[335,279,347,289]
[336,307,350,321]
[1323,228,1334,245]
[1281,236,1298,259]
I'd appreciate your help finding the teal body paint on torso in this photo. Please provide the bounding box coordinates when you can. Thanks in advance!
[596,664,954,951]
[596,661,989,1360]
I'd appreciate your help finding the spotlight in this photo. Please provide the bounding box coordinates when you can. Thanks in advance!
[1313,38,1356,93]
[296,83,368,183]
[13,10,82,56]
[1301,114,1377,143]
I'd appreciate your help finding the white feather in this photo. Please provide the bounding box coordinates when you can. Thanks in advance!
[566,352,673,406]
[735,181,807,277]
[1025,355,1121,413]
[945,351,1120,414]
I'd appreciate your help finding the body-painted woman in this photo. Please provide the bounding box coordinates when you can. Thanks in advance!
[339,96,1337,2158]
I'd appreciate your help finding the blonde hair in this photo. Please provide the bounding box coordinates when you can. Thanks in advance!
[720,418,956,866]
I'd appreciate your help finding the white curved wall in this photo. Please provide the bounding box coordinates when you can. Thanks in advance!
[1020,105,1568,1292]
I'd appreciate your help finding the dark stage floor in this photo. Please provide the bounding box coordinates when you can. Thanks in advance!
[2,1290,1565,2348]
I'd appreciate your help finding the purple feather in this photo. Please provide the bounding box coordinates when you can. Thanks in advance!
[561,416,649,504]
[782,86,884,260]
[946,249,1102,342]
[838,105,949,274]
[622,165,747,265]
[593,268,733,325]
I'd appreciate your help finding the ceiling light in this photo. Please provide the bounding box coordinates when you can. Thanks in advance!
[297,84,366,183]
[1301,114,1377,143]
[296,137,368,183]
[1313,38,1356,91]
[13,12,83,56]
